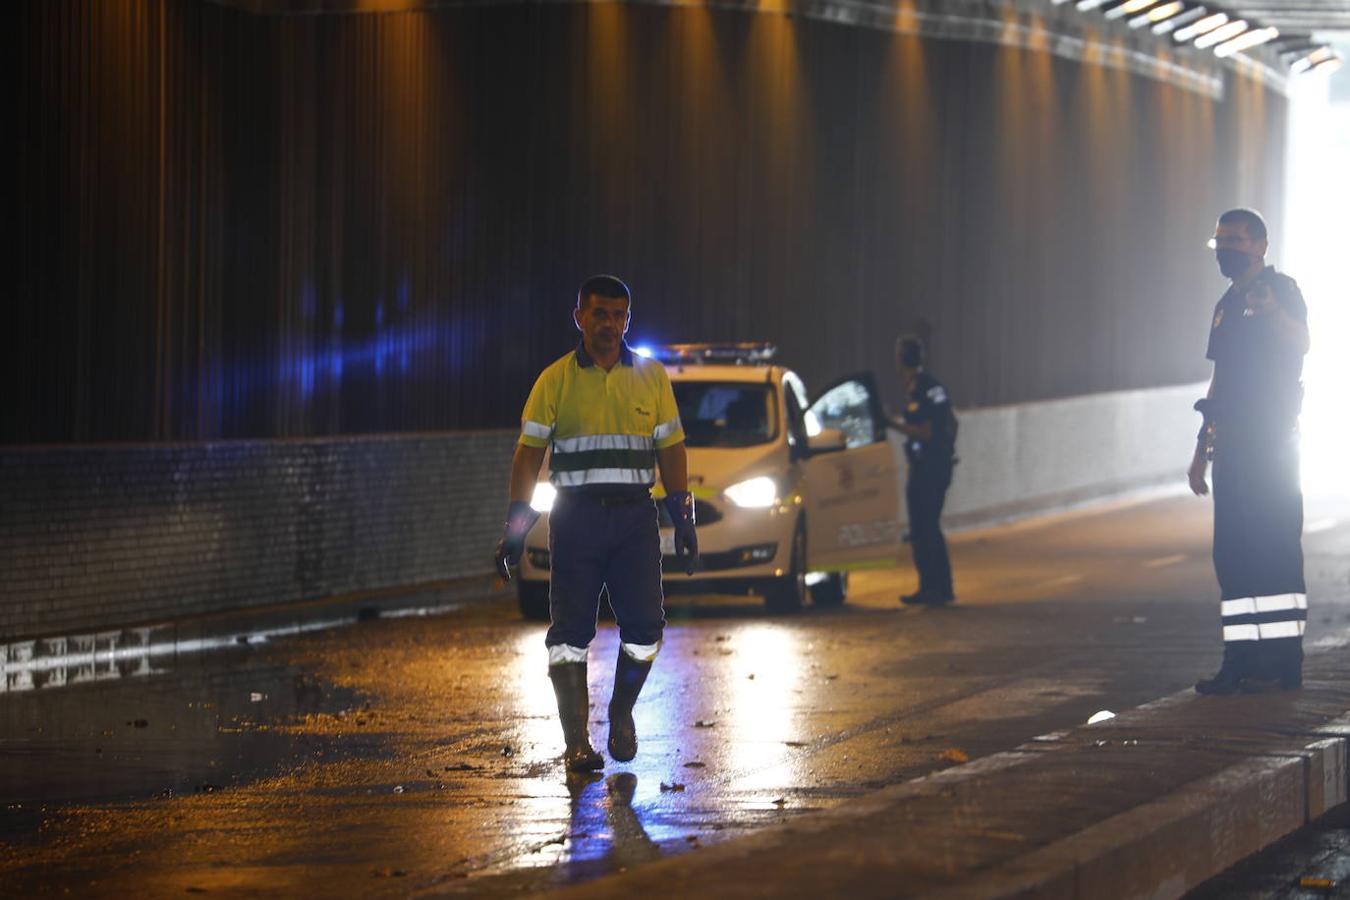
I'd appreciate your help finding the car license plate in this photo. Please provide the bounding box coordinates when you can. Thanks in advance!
[659,533,675,555]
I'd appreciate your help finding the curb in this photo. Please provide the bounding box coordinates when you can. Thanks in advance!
[540,680,1350,900]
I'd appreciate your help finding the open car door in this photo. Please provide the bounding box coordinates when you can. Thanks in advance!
[801,372,902,572]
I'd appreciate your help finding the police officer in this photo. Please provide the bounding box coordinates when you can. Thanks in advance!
[495,275,698,770]
[890,335,958,606]
[1190,208,1310,695]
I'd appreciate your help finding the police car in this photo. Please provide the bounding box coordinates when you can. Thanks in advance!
[515,343,903,619]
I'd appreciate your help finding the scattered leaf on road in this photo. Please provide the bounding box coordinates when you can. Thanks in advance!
[660,782,686,792]
[940,748,969,763]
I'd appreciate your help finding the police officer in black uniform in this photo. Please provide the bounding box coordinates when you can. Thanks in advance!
[890,335,958,606]
[1190,208,1310,695]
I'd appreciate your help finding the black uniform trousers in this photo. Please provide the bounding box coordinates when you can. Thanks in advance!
[1211,430,1305,675]
[545,493,666,651]
[906,460,954,599]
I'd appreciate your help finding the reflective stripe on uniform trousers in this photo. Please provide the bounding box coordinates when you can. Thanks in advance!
[620,640,661,662]
[1220,592,1307,642]
[548,644,589,666]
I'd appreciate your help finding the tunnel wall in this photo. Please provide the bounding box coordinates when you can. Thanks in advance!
[0,432,516,641]
[0,383,1201,642]
[12,0,1287,442]
[6,0,1288,640]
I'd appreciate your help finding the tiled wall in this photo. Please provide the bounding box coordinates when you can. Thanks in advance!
[1,432,517,642]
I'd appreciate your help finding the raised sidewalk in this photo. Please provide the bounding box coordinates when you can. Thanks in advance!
[545,644,1350,899]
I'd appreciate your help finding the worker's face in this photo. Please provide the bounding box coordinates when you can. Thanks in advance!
[574,294,630,353]
[895,352,917,382]
[1211,221,1267,279]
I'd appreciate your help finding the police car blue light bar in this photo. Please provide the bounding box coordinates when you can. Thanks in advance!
[649,343,778,365]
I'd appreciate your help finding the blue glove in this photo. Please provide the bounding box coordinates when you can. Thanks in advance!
[495,500,541,580]
[662,491,699,575]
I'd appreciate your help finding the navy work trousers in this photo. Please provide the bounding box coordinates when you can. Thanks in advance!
[1212,433,1305,601]
[906,462,954,598]
[545,493,666,650]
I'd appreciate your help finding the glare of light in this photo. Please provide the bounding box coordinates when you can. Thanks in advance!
[1105,0,1155,21]
[1076,0,1108,10]
[724,476,778,509]
[1131,0,1181,28]
[1286,73,1350,498]
[1193,19,1247,50]
[1214,26,1278,58]
[633,345,654,358]
[1174,11,1227,41]
[803,410,822,437]
[726,625,805,790]
[1154,4,1206,34]
[805,571,828,586]
[530,481,557,513]
[1087,710,1116,724]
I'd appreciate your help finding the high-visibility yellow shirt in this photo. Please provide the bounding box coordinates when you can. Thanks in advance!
[519,342,685,489]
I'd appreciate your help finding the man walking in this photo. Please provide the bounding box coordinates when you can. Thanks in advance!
[1190,208,1310,695]
[890,335,958,606]
[495,275,698,769]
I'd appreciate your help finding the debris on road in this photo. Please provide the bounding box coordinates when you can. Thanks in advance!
[940,748,969,763]
[660,782,686,792]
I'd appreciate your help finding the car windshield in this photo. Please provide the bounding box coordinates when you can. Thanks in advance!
[674,382,777,448]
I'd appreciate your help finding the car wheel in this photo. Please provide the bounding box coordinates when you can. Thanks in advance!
[809,571,848,608]
[764,522,805,614]
[517,580,551,621]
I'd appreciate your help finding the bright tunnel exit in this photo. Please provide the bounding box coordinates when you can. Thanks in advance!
[1285,58,1350,498]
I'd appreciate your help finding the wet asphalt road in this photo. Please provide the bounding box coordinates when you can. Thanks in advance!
[3,492,1349,897]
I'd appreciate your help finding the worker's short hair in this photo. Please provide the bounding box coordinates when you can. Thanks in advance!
[577,274,631,310]
[1218,208,1268,242]
[896,335,924,368]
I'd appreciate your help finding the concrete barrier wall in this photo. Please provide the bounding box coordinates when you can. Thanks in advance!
[929,381,1205,528]
[1,382,1204,642]
[0,432,518,642]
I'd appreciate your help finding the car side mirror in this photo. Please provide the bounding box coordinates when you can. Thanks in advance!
[806,427,847,455]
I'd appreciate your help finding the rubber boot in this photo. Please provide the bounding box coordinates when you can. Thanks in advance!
[1195,642,1255,695]
[549,663,604,772]
[607,651,653,763]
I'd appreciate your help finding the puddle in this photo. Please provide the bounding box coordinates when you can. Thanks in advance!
[0,643,371,840]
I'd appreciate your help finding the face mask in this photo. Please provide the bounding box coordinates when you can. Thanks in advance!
[1215,248,1251,279]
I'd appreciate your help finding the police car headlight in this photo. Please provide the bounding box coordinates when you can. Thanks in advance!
[530,482,557,514]
[724,476,778,509]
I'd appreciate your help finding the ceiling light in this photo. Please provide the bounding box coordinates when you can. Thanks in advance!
[1106,0,1155,20]
[1310,56,1343,76]
[1214,26,1278,58]
[1154,5,1206,34]
[1174,11,1227,41]
[1194,19,1247,49]
[1132,0,1183,28]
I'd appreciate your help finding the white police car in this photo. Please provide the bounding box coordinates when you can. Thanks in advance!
[515,343,903,618]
